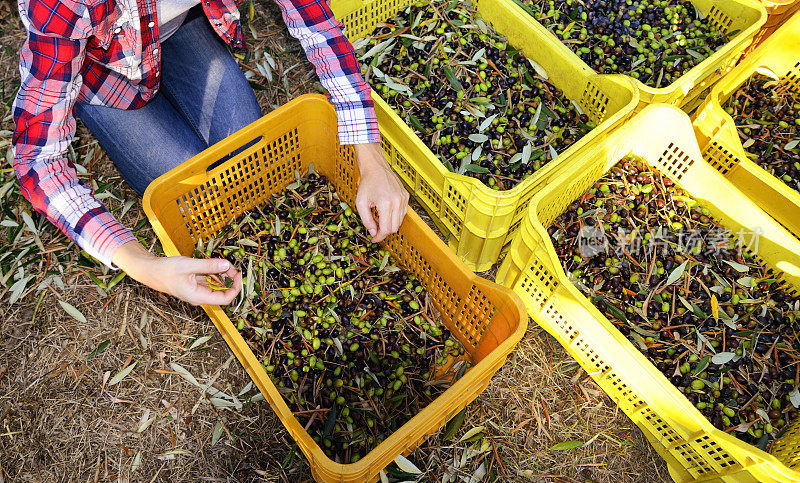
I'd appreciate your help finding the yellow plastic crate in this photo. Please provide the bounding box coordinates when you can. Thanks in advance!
[502,0,766,112]
[742,1,798,56]
[331,0,639,272]
[693,15,800,246]
[142,94,527,483]
[496,103,800,482]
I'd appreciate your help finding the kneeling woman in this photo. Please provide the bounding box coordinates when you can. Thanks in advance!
[12,0,408,305]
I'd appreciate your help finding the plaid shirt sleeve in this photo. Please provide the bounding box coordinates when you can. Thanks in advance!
[12,2,136,268]
[275,0,380,145]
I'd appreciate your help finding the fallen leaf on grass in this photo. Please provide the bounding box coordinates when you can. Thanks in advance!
[188,335,211,350]
[58,300,87,323]
[459,425,485,442]
[442,408,466,441]
[88,339,110,359]
[137,408,156,433]
[108,361,137,386]
[550,440,584,450]
[170,362,201,387]
[131,451,142,472]
[211,421,224,446]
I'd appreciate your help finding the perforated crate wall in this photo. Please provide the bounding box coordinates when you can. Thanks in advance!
[580,79,610,124]
[176,129,302,242]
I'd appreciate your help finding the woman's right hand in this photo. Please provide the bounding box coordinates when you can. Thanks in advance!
[112,241,242,306]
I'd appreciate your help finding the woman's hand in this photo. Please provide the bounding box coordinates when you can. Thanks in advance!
[353,142,410,242]
[112,241,242,306]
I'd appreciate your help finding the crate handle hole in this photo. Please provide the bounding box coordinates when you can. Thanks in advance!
[207,136,264,172]
[777,261,800,277]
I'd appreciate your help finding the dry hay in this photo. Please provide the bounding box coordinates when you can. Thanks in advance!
[0,2,669,481]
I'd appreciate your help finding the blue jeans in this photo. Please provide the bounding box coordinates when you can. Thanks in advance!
[77,8,262,195]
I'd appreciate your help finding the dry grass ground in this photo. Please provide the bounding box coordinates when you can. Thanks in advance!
[0,1,669,481]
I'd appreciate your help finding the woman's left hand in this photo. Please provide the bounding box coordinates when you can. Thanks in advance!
[353,142,410,242]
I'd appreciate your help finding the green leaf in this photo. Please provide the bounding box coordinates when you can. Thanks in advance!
[550,440,584,450]
[692,355,711,375]
[188,335,211,351]
[459,425,485,442]
[407,114,427,134]
[601,300,628,323]
[723,260,750,273]
[88,339,110,359]
[464,164,489,174]
[665,260,689,286]
[468,133,488,143]
[170,362,201,387]
[790,388,800,408]
[393,454,422,474]
[248,80,268,91]
[87,272,106,290]
[711,352,736,365]
[323,404,337,438]
[379,252,390,271]
[442,408,466,441]
[211,421,223,445]
[106,271,126,291]
[8,275,33,304]
[442,65,462,93]
[59,300,87,323]
[21,210,37,234]
[108,361,137,386]
[478,114,497,132]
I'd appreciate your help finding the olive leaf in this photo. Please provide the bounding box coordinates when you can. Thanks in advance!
[59,300,87,323]
[131,451,143,472]
[88,340,111,359]
[442,408,466,441]
[471,145,483,162]
[108,361,137,386]
[478,114,497,132]
[211,421,224,446]
[548,145,559,161]
[464,164,489,174]
[442,65,462,92]
[723,260,750,273]
[790,388,800,408]
[527,59,548,80]
[521,143,532,165]
[692,355,711,375]
[170,362,201,388]
[188,335,211,351]
[393,455,422,474]
[360,38,395,60]
[459,425,485,441]
[711,352,736,365]
[665,260,689,286]
[711,294,719,323]
[550,440,583,450]
[468,133,488,144]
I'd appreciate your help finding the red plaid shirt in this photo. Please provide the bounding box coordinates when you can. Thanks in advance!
[13,0,378,267]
